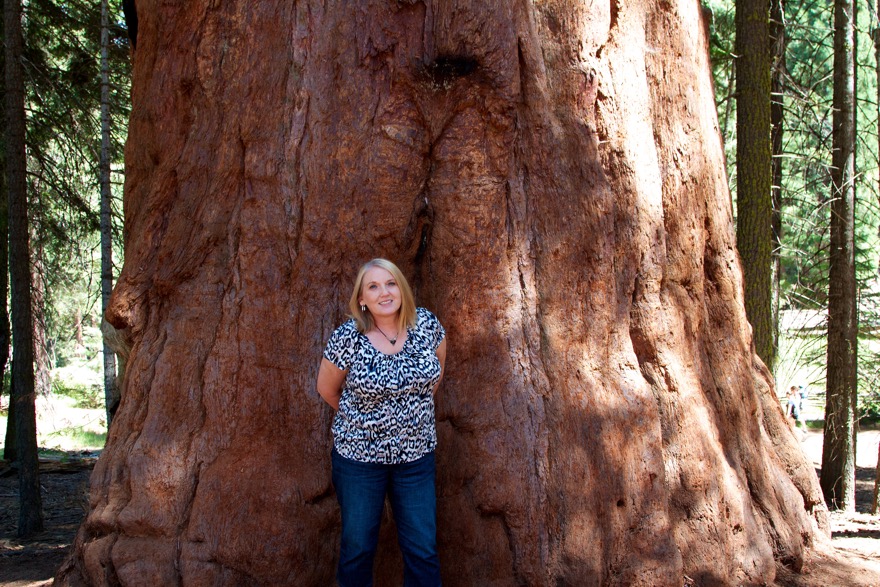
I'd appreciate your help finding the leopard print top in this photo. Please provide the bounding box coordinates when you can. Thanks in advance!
[323,307,445,464]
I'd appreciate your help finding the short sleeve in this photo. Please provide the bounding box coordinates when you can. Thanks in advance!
[323,321,357,371]
[418,308,445,350]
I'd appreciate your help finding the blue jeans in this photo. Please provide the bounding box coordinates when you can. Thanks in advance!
[331,449,441,587]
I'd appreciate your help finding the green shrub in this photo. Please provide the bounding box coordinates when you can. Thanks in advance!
[52,378,104,410]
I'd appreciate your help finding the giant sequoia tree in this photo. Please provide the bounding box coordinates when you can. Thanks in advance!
[60,1,830,585]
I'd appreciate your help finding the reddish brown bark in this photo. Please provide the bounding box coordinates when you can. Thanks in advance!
[59,1,827,585]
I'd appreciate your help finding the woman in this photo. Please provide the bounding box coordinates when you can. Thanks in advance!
[317,258,447,586]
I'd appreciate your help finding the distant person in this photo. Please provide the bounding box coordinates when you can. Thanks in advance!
[317,258,446,586]
[785,385,800,422]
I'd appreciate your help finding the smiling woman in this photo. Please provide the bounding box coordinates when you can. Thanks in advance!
[316,258,447,586]
[349,258,417,350]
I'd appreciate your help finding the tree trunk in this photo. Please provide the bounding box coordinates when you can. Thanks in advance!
[59,2,827,584]
[5,0,43,537]
[770,0,786,376]
[74,307,84,349]
[0,137,9,407]
[100,0,119,426]
[3,371,16,461]
[820,0,858,511]
[30,238,51,396]
[873,439,880,515]
[0,0,11,462]
[872,2,880,518]
[736,0,774,370]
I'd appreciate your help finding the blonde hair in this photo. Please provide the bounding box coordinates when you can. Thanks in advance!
[349,258,417,333]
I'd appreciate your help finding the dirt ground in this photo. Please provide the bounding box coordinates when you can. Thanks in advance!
[0,457,93,587]
[0,432,879,586]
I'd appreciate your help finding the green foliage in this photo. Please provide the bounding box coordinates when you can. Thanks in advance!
[708,0,880,307]
[9,0,132,379]
[858,320,880,419]
[52,377,103,410]
[707,0,880,411]
[52,324,104,409]
[705,0,737,167]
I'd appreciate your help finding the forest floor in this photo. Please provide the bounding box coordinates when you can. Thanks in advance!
[0,430,878,585]
[774,427,880,587]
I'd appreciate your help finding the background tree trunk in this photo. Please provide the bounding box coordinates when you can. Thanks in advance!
[820,0,858,511]
[30,237,51,396]
[5,0,43,537]
[873,0,880,519]
[0,147,11,461]
[736,0,774,369]
[770,0,786,376]
[100,0,119,425]
[60,1,826,584]
[74,307,84,349]
[3,372,16,461]
[0,140,9,410]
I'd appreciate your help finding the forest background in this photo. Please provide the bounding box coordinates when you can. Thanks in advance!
[0,0,879,522]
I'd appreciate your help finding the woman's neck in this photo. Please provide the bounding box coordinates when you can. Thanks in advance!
[372,314,399,333]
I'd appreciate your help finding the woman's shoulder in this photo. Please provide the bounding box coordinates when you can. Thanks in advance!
[337,317,358,331]
[415,306,439,324]
[329,318,359,341]
[414,307,444,336]
[324,319,361,369]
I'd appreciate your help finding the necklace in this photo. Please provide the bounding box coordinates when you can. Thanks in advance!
[375,325,399,345]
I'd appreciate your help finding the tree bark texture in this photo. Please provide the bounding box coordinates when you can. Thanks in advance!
[735,0,774,370]
[820,0,858,512]
[5,0,44,537]
[770,0,785,376]
[60,1,827,585]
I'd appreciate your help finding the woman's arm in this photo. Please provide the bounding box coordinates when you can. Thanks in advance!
[433,337,447,395]
[317,358,347,410]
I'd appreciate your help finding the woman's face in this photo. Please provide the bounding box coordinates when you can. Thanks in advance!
[359,266,401,320]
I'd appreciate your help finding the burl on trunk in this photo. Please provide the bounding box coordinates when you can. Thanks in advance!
[58,1,826,585]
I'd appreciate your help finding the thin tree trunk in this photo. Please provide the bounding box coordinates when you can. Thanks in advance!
[30,237,51,397]
[736,0,774,368]
[872,1,880,517]
[3,372,16,461]
[74,308,84,348]
[873,439,880,514]
[0,9,11,462]
[100,0,118,426]
[820,0,858,511]
[770,0,786,376]
[0,159,9,393]
[5,0,44,536]
[0,145,11,461]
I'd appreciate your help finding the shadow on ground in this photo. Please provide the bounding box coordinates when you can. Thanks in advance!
[0,457,94,586]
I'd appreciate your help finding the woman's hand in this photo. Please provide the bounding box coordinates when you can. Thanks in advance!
[317,358,347,410]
